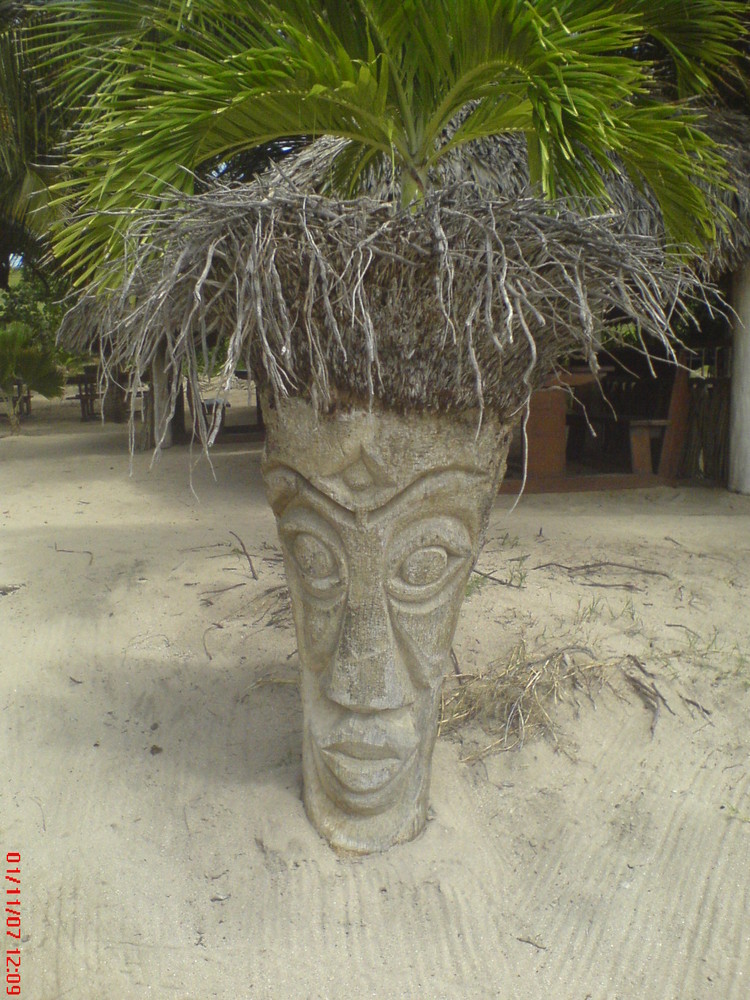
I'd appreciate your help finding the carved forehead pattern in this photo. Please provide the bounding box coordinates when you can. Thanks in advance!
[264,462,493,532]
[316,446,398,512]
[261,395,508,513]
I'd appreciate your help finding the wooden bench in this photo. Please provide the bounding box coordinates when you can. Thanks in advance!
[567,411,670,474]
[566,371,674,475]
[189,373,265,438]
[201,397,230,432]
[628,418,670,474]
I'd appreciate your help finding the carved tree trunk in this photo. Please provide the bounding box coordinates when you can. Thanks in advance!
[729,261,750,494]
[262,394,512,852]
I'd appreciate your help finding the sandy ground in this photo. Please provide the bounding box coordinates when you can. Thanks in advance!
[1,397,749,1000]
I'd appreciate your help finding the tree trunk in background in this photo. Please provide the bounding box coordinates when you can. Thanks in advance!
[729,261,750,494]
[152,340,173,449]
[138,343,187,449]
[139,341,174,450]
[171,378,187,444]
[0,246,10,290]
[101,370,128,423]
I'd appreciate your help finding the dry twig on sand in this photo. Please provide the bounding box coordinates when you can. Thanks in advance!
[229,531,259,580]
[621,654,675,738]
[532,560,670,579]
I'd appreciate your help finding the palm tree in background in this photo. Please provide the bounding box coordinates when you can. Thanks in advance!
[0,1,73,286]
[0,2,38,287]
[28,0,746,289]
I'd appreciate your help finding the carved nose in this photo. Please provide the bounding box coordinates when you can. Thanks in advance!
[323,594,413,712]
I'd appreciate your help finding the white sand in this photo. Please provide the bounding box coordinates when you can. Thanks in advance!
[2,398,749,999]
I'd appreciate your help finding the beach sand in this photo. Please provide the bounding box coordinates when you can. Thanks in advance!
[2,397,749,999]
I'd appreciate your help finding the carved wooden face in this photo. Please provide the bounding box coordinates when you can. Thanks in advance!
[262,400,508,851]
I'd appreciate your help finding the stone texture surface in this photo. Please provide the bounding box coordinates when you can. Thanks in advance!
[262,396,512,851]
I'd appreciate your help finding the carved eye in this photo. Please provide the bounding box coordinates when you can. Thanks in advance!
[399,546,448,587]
[388,517,472,604]
[292,533,336,580]
[278,506,346,600]
[283,530,345,601]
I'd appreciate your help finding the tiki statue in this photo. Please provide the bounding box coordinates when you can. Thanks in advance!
[263,396,510,852]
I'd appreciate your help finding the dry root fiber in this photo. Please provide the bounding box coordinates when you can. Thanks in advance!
[59,140,721,453]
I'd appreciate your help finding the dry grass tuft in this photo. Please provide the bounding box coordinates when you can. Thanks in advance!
[439,642,612,762]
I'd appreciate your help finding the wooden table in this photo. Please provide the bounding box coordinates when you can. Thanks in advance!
[66,367,99,421]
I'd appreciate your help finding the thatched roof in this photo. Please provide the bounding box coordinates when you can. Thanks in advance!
[59,107,750,442]
[301,105,750,271]
[702,109,750,273]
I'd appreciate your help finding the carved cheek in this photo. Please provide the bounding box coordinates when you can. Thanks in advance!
[300,599,346,670]
[384,514,474,686]
[282,561,346,671]
[389,577,468,687]
[278,512,348,672]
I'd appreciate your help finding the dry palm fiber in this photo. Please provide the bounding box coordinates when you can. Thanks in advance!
[58,103,750,453]
[439,642,607,761]
[59,151,716,449]
[430,110,750,273]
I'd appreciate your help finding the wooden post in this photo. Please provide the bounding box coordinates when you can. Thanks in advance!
[525,387,568,480]
[101,370,127,423]
[657,363,690,480]
[139,341,177,450]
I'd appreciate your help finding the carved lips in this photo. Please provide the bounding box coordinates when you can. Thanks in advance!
[312,712,419,810]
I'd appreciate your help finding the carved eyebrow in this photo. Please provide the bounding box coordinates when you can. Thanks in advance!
[263,466,357,526]
[265,464,488,528]
[366,468,489,526]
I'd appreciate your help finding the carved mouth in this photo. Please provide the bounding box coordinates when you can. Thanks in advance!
[319,743,410,794]
[324,738,400,761]
[313,716,419,801]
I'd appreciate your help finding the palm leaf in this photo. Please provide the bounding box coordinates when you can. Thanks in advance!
[0,3,73,261]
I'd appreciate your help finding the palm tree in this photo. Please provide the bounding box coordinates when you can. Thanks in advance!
[0,2,66,284]
[32,0,745,282]
[23,0,745,456]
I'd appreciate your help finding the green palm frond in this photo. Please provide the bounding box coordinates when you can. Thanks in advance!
[615,0,747,94]
[26,0,749,283]
[0,3,71,259]
[0,321,64,404]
